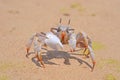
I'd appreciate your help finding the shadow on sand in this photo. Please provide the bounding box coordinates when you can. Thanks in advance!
[26,50,93,70]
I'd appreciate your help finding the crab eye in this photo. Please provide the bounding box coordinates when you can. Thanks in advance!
[57,27,61,32]
[66,28,69,33]
[66,30,69,33]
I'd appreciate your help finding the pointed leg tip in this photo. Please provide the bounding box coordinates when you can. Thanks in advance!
[42,66,45,68]
[91,61,96,72]
[68,49,76,52]
[26,54,29,58]
[26,48,30,53]
[26,48,30,58]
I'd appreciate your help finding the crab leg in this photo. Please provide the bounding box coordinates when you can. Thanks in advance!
[33,39,45,68]
[26,33,47,57]
[36,52,45,68]
[83,48,87,54]
[26,34,35,54]
[69,32,96,71]
[88,46,96,71]
[50,28,58,34]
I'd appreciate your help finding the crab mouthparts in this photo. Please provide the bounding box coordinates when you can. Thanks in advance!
[61,31,66,40]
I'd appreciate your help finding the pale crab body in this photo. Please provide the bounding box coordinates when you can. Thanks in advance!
[44,32,63,50]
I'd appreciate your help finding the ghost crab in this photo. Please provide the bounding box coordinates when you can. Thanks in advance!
[26,18,96,71]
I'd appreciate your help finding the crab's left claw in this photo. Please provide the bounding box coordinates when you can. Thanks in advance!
[45,32,63,50]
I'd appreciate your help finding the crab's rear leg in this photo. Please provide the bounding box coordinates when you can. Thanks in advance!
[50,27,58,34]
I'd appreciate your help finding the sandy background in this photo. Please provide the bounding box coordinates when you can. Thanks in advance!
[0,0,120,80]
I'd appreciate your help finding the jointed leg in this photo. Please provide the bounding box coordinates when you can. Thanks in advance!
[83,48,87,54]
[91,61,96,72]
[88,46,96,71]
[26,47,30,58]
[50,28,57,34]
[36,52,45,68]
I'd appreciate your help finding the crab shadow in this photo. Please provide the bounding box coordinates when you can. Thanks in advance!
[29,50,93,70]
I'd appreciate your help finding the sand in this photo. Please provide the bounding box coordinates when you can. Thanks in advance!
[0,0,120,80]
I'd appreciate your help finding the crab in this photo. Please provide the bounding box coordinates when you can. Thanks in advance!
[26,18,96,71]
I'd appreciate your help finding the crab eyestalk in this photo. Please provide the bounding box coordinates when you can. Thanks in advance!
[59,18,62,24]
[68,19,71,25]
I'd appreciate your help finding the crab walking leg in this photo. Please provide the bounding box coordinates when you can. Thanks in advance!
[88,46,96,71]
[50,28,58,34]
[84,36,93,56]
[37,52,45,68]
[82,37,88,54]
[26,33,35,54]
[83,48,87,54]
[33,39,45,68]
